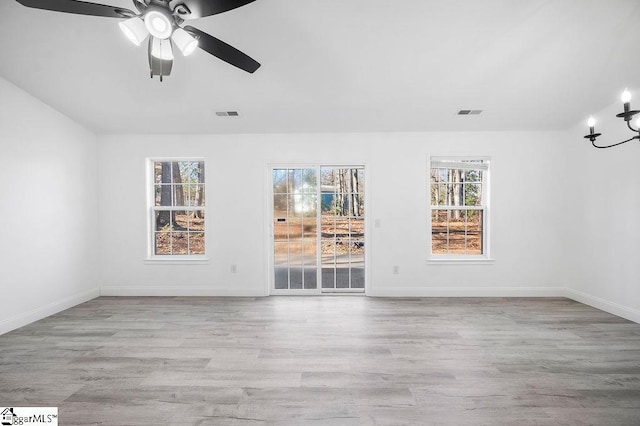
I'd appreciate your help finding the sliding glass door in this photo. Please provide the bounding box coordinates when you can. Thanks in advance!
[271,166,365,294]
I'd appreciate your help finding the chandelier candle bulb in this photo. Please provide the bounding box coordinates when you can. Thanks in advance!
[587,116,596,135]
[621,89,632,113]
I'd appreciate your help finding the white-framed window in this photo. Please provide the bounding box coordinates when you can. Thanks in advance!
[429,157,490,260]
[149,159,205,257]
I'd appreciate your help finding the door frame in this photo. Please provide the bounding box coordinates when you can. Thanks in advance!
[265,163,371,296]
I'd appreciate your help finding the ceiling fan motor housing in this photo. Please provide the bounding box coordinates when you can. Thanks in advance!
[144,7,174,39]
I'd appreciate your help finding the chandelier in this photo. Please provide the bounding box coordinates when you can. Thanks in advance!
[584,89,640,148]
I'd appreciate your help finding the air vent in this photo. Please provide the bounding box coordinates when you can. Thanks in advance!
[216,111,239,117]
[457,109,483,115]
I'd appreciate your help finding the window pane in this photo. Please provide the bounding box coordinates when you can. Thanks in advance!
[350,239,364,256]
[304,268,317,289]
[320,215,335,237]
[155,232,171,255]
[303,240,317,289]
[335,266,350,288]
[155,211,172,231]
[154,161,172,184]
[173,211,189,230]
[273,169,288,194]
[274,241,289,289]
[303,218,317,238]
[188,211,205,232]
[466,169,482,183]
[173,182,186,207]
[188,184,205,207]
[288,217,303,240]
[350,241,365,289]
[302,169,316,192]
[321,192,337,215]
[356,169,365,194]
[466,210,483,255]
[274,209,288,242]
[322,265,335,289]
[274,194,288,216]
[172,232,188,254]
[196,161,205,184]
[301,194,317,217]
[290,269,303,289]
[351,217,364,240]
[464,183,482,206]
[432,236,449,254]
[436,183,446,206]
[155,184,172,207]
[431,210,449,254]
[178,161,200,184]
[321,168,334,186]
[289,194,300,217]
[189,233,205,255]
[290,169,303,194]
[335,217,350,244]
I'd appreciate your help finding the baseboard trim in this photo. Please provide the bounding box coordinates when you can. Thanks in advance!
[565,288,640,324]
[100,286,267,297]
[0,287,100,335]
[369,286,565,298]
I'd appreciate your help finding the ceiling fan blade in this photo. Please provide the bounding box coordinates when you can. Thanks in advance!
[132,0,146,13]
[15,0,135,18]
[184,26,260,73]
[174,0,256,20]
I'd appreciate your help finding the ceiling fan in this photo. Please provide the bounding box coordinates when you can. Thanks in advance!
[15,0,261,81]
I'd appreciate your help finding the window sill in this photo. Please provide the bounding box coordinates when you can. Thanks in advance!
[144,257,210,265]
[426,257,494,265]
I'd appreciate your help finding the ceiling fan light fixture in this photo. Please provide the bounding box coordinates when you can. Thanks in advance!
[119,17,148,46]
[151,37,174,61]
[172,28,198,56]
[144,9,173,40]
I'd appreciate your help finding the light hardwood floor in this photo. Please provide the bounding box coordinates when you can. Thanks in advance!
[1,296,639,425]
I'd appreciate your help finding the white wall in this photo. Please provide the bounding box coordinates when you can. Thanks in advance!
[2,77,637,331]
[98,131,571,297]
[0,77,99,334]
[566,103,640,322]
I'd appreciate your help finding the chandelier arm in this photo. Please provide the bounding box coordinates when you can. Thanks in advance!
[626,120,640,133]
[591,136,638,149]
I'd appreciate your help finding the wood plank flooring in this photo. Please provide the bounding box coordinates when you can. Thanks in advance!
[1,296,639,425]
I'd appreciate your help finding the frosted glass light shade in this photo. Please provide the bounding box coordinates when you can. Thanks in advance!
[144,10,173,40]
[172,28,198,56]
[119,17,148,46]
[151,37,174,60]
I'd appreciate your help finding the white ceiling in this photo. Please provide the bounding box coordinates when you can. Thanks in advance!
[1,0,639,134]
